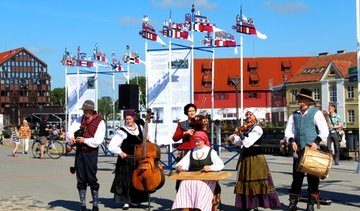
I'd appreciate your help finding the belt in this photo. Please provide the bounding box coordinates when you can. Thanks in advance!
[330,130,337,134]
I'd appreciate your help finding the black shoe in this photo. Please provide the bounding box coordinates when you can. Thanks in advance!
[92,206,99,211]
[80,206,87,211]
[24,151,28,154]
[335,162,339,165]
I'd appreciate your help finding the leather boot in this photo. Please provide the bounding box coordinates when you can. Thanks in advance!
[78,189,87,210]
[306,192,320,211]
[91,190,99,210]
[287,193,299,211]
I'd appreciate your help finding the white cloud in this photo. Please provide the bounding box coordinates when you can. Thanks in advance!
[266,0,310,15]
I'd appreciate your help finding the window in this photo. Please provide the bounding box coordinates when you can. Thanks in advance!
[313,88,320,101]
[348,110,355,123]
[347,86,354,99]
[216,93,226,100]
[291,90,297,102]
[329,86,337,102]
[248,92,258,99]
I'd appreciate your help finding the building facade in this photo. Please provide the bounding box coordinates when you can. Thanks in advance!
[193,51,358,130]
[0,47,52,126]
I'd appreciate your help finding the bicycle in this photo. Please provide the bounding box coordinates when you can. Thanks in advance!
[32,138,64,159]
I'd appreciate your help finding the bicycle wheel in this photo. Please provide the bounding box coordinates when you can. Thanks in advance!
[32,140,41,158]
[47,140,64,159]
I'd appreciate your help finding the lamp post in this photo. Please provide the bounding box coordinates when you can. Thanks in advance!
[228,76,241,126]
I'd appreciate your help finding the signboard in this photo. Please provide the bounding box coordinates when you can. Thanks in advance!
[146,49,192,145]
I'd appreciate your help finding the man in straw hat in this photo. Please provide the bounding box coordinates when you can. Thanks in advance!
[67,100,106,211]
[284,88,329,211]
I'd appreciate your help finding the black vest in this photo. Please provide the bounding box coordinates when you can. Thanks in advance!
[119,125,143,155]
[189,148,213,171]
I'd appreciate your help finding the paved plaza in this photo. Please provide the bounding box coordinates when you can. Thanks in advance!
[0,140,359,211]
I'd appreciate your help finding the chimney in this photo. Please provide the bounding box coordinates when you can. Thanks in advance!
[318,52,328,56]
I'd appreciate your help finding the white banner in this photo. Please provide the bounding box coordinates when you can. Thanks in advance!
[66,73,96,126]
[147,49,192,145]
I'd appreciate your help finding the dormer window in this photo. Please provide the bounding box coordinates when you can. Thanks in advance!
[247,62,258,73]
[281,61,292,72]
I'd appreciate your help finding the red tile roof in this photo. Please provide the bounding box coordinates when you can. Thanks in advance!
[194,56,312,92]
[0,47,24,64]
[287,52,357,83]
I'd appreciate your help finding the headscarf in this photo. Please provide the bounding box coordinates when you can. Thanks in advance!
[193,131,210,146]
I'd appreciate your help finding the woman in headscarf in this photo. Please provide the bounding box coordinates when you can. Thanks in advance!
[228,108,281,210]
[109,109,149,210]
[172,131,224,211]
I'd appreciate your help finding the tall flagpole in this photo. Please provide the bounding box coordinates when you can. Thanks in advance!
[65,66,68,132]
[211,46,215,145]
[112,71,115,131]
[356,0,360,174]
[145,40,149,108]
[95,65,99,110]
[240,35,244,124]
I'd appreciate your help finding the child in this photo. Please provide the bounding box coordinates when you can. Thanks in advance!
[11,127,20,157]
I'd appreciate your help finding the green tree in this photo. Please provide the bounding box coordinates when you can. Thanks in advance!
[51,87,65,106]
[98,96,113,121]
[129,76,146,109]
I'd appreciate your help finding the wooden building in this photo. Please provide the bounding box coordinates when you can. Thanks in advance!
[0,47,52,126]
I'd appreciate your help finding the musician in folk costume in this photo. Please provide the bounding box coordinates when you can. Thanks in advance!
[228,108,281,210]
[108,109,149,210]
[172,103,198,158]
[284,88,329,211]
[68,100,106,211]
[172,131,224,211]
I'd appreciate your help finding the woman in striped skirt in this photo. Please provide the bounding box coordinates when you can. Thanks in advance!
[172,131,224,211]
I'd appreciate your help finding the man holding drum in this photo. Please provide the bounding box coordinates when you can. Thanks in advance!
[284,88,329,211]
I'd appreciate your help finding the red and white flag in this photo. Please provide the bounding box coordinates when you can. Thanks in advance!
[139,15,166,46]
[232,11,267,39]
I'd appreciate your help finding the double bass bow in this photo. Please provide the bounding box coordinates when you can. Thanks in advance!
[132,108,165,193]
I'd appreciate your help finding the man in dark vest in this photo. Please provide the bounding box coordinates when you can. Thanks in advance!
[284,88,329,211]
[68,100,106,211]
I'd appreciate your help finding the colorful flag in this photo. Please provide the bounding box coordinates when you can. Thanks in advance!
[199,32,213,46]
[93,44,107,62]
[60,48,76,66]
[160,20,193,42]
[122,45,142,64]
[232,8,267,39]
[110,52,123,71]
[139,15,166,46]
[185,4,217,33]
[214,31,236,47]
[76,46,95,67]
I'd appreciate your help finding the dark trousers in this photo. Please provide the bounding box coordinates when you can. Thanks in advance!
[327,133,340,163]
[76,151,99,191]
[289,157,319,194]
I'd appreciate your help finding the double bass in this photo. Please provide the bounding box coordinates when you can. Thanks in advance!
[132,108,165,192]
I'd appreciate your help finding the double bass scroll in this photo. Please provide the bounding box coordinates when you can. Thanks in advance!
[132,108,165,193]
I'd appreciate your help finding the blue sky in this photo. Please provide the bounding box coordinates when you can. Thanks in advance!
[0,0,357,97]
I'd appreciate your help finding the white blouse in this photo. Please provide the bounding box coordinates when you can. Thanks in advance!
[176,145,224,171]
[232,124,263,148]
[108,125,144,155]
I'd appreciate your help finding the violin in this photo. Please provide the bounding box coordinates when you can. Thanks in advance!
[191,114,210,132]
[235,119,257,135]
[132,108,165,193]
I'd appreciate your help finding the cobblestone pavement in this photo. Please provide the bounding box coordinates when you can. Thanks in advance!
[0,139,359,211]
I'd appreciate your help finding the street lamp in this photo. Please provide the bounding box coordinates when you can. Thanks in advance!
[228,76,241,126]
